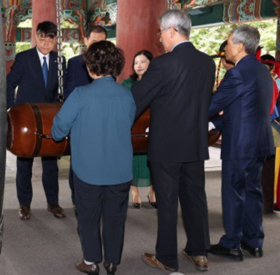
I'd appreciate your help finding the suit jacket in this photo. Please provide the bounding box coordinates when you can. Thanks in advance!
[64,54,92,98]
[132,42,216,162]
[209,54,274,160]
[6,48,66,109]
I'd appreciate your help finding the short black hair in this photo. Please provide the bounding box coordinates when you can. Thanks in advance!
[211,41,234,66]
[261,54,275,71]
[84,41,124,78]
[130,50,154,81]
[36,21,57,38]
[85,24,107,40]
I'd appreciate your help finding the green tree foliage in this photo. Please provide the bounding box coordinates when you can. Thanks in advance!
[16,43,31,53]
[190,19,277,81]
[191,19,277,56]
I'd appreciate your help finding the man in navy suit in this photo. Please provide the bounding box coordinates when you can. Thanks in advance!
[64,25,107,98]
[208,26,274,260]
[132,10,215,272]
[6,21,66,220]
[64,25,107,208]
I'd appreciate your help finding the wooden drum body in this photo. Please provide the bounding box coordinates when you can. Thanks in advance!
[131,109,150,154]
[131,109,220,152]
[7,104,220,158]
[7,103,70,158]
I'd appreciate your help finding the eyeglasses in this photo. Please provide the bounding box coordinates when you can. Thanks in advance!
[37,35,56,43]
[157,27,171,37]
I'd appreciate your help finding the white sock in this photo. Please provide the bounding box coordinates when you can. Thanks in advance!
[84,259,94,265]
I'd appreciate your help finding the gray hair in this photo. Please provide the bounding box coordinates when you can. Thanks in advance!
[158,10,192,38]
[230,25,260,55]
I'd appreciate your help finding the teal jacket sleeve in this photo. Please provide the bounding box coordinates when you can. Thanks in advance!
[51,89,80,141]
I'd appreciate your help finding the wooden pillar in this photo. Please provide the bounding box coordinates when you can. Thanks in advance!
[276,18,280,62]
[2,0,20,74]
[116,0,167,82]
[32,0,57,47]
[0,1,7,254]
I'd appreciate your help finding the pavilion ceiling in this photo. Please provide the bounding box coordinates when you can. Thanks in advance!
[0,0,278,42]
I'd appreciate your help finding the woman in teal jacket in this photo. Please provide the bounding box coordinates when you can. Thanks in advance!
[52,41,135,275]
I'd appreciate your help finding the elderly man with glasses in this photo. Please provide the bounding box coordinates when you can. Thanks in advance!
[132,10,215,273]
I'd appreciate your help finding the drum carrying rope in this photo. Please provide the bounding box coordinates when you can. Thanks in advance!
[56,0,64,103]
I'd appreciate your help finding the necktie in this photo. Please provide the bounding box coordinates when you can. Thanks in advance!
[42,56,48,87]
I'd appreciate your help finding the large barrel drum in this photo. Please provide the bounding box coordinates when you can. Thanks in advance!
[7,103,70,158]
[131,109,221,151]
[7,104,220,158]
[208,129,221,147]
[131,109,150,153]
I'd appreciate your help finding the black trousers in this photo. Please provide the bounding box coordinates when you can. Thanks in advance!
[261,155,275,213]
[16,157,59,206]
[68,160,75,204]
[150,161,210,269]
[74,173,131,264]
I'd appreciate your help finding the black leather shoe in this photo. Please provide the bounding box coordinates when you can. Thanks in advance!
[103,261,117,275]
[209,244,244,261]
[132,202,141,208]
[147,194,157,209]
[242,243,263,257]
[75,260,99,275]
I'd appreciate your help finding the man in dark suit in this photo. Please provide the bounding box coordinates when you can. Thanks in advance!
[208,26,274,260]
[6,21,66,220]
[64,25,107,208]
[131,10,215,272]
[64,25,107,98]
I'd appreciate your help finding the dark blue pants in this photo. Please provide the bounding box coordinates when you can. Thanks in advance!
[74,173,131,264]
[150,161,209,270]
[16,156,59,206]
[68,160,75,204]
[219,158,265,249]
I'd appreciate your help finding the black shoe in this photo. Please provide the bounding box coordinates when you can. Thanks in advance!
[103,261,117,275]
[132,202,141,208]
[147,194,157,209]
[241,243,263,257]
[209,244,244,261]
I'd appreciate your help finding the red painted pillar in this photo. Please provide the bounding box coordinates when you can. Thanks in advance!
[116,0,167,82]
[32,0,57,47]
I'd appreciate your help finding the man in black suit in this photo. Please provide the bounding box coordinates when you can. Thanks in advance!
[64,25,107,208]
[7,21,66,220]
[132,10,215,272]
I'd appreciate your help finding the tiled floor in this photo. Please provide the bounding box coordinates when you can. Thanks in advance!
[3,146,222,210]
